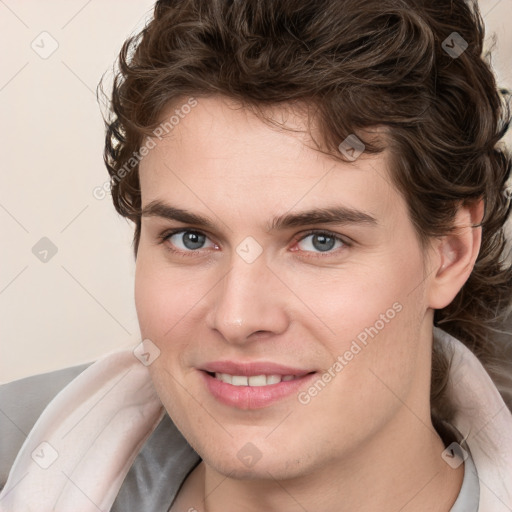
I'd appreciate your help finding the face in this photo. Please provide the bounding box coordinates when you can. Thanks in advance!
[135,95,435,480]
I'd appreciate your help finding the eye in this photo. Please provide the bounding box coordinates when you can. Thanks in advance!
[163,229,217,252]
[294,230,347,254]
[158,228,349,257]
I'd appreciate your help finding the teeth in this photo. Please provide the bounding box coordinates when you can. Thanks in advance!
[231,375,248,386]
[266,374,282,385]
[214,373,297,386]
[217,373,232,384]
[248,375,267,386]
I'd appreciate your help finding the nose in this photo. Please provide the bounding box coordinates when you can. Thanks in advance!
[205,249,290,345]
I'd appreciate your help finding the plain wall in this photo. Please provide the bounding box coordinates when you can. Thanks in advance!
[1,0,511,383]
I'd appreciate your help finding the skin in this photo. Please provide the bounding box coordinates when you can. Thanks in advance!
[135,95,482,512]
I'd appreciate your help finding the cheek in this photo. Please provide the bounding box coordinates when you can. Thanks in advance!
[297,250,425,401]
[134,253,201,416]
[288,254,417,346]
[134,248,201,340]
[134,265,171,340]
[298,299,423,452]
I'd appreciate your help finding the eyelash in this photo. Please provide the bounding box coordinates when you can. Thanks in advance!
[157,228,351,259]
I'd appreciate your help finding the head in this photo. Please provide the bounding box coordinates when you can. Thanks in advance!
[102,0,512,479]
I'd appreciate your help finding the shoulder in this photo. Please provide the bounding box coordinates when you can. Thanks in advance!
[0,362,201,509]
[0,363,91,490]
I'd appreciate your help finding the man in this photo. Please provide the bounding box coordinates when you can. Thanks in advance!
[1,0,512,510]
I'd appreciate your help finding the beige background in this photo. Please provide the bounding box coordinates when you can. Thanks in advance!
[1,0,511,383]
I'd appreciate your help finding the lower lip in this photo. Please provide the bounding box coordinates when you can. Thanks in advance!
[200,371,317,409]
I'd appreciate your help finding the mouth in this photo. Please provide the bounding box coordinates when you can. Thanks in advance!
[199,364,317,409]
[209,372,302,386]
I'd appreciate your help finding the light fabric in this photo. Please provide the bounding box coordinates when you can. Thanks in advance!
[436,326,512,511]
[0,327,511,511]
[0,351,165,511]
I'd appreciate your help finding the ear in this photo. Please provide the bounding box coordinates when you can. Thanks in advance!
[427,199,484,310]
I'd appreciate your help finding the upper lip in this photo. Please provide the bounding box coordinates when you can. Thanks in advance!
[201,361,314,376]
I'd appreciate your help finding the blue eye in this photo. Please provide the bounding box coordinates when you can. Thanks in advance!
[296,231,346,253]
[159,228,348,258]
[165,230,216,251]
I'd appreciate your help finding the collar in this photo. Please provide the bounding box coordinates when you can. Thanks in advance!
[434,327,512,511]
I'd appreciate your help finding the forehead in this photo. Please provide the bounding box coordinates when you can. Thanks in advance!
[138,96,402,227]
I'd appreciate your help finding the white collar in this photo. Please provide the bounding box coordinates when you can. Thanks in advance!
[434,327,512,511]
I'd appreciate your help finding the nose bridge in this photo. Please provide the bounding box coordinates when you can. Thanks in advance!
[208,246,288,342]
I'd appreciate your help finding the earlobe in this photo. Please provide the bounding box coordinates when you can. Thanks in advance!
[428,199,484,310]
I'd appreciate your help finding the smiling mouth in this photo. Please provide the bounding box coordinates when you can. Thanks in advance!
[201,370,317,409]
[208,372,303,386]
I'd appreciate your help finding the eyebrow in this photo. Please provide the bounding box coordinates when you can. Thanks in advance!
[140,200,377,232]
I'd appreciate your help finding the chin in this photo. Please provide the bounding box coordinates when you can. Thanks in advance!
[201,446,312,482]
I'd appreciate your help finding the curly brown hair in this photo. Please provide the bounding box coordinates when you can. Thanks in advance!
[101,0,512,429]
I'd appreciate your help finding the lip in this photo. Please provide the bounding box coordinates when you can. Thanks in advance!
[201,360,312,377]
[199,361,317,409]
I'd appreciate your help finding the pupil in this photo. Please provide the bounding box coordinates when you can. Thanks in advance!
[183,231,205,250]
[313,234,335,252]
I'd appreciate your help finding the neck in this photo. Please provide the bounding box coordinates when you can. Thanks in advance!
[172,408,464,512]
